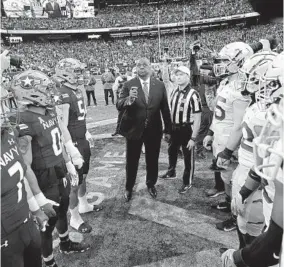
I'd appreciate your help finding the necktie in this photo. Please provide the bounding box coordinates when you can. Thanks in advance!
[142,82,149,104]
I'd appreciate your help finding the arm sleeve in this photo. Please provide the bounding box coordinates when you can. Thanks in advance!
[17,116,33,137]
[233,219,283,267]
[190,91,202,114]
[59,92,71,105]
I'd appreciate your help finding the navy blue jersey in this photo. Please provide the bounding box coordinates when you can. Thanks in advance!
[18,109,64,170]
[59,85,87,140]
[1,129,29,237]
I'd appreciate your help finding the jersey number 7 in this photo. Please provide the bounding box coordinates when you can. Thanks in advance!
[8,161,24,203]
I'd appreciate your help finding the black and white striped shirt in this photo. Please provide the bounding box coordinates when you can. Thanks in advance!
[170,85,202,125]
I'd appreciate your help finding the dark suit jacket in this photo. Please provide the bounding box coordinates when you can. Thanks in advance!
[45,2,62,18]
[116,76,171,140]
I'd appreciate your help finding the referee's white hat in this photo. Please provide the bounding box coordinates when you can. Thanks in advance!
[174,66,190,77]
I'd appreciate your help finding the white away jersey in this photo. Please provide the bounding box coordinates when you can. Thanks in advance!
[238,103,266,168]
[212,78,250,137]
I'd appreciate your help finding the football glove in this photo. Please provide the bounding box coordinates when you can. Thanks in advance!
[66,161,79,186]
[221,249,237,267]
[209,158,226,171]
[231,192,245,217]
[217,148,233,170]
[65,140,84,169]
[85,130,94,148]
[203,135,213,150]
[32,209,49,232]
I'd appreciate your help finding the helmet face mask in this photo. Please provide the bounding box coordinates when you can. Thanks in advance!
[236,51,278,97]
[11,70,58,109]
[256,53,284,111]
[253,98,284,181]
[55,58,86,86]
[213,42,253,77]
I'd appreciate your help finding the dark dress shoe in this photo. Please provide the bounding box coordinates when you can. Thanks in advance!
[124,190,132,202]
[147,187,157,199]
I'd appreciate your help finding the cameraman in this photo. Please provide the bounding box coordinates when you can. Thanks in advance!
[189,40,201,87]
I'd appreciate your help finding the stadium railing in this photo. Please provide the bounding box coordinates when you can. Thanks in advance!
[0,12,260,35]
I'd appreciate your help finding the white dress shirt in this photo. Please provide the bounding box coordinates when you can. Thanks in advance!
[139,77,150,93]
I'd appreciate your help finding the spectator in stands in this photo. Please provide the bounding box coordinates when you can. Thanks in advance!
[45,0,62,18]
[84,70,97,106]
[101,68,115,106]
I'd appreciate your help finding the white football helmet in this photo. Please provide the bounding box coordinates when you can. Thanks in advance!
[11,70,57,108]
[213,42,254,77]
[236,51,278,95]
[256,53,284,111]
[253,96,283,181]
[55,58,87,85]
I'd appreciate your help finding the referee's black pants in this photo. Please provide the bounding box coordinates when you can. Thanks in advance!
[167,124,195,186]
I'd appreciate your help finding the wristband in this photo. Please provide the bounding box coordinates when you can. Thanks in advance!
[248,168,261,182]
[35,193,48,207]
[223,147,234,158]
[239,186,253,203]
[207,129,214,136]
[65,140,80,158]
[27,196,40,212]
[191,137,196,142]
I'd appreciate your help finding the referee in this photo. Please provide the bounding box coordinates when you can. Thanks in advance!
[160,66,202,194]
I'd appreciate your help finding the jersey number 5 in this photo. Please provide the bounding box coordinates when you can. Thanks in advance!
[215,96,226,121]
[78,100,86,121]
[8,162,24,203]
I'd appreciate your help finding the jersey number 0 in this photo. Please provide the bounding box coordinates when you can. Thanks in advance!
[51,128,62,156]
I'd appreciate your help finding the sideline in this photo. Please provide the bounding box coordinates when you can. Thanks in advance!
[86,118,117,129]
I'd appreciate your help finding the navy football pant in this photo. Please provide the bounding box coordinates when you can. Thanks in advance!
[1,219,42,267]
[74,138,91,184]
[34,161,70,259]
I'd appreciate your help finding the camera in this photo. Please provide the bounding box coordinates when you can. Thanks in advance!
[193,43,201,52]
[10,55,22,68]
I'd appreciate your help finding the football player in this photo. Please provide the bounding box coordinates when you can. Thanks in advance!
[203,42,254,232]
[221,93,283,267]
[231,52,283,227]
[10,70,90,267]
[230,51,278,248]
[203,39,277,231]
[1,87,43,267]
[54,58,102,234]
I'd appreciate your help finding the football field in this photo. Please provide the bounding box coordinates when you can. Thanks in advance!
[52,80,237,267]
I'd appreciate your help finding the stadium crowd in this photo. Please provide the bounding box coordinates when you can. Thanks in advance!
[4,23,283,71]
[1,0,254,30]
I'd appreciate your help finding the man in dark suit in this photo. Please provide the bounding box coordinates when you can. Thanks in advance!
[117,58,172,201]
[45,0,61,18]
